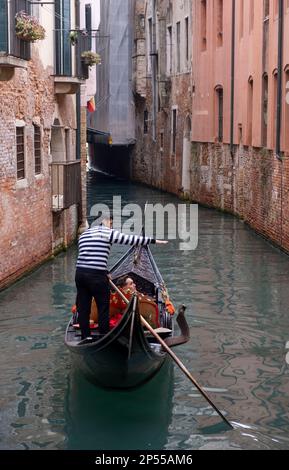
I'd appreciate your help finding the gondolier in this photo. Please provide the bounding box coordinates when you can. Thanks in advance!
[75,217,167,342]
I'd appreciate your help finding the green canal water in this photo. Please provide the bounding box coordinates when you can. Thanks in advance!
[1,171,289,450]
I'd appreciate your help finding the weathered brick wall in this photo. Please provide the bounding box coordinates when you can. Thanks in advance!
[132,0,192,196]
[190,143,289,253]
[0,54,79,290]
[132,73,191,195]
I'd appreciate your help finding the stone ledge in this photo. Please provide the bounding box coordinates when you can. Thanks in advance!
[0,54,28,81]
[53,76,85,95]
[0,54,28,69]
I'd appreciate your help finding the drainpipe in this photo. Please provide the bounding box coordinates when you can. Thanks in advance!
[276,0,284,160]
[276,0,284,246]
[75,0,81,160]
[230,0,236,157]
[151,0,157,142]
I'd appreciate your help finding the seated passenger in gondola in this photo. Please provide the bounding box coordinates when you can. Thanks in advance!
[110,276,175,328]
[71,276,175,330]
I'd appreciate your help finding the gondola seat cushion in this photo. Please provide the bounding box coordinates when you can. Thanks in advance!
[90,291,160,329]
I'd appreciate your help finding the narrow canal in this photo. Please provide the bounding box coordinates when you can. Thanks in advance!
[1,171,289,450]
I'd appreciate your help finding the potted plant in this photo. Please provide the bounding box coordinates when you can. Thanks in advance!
[69,30,78,45]
[15,11,45,42]
[81,51,101,67]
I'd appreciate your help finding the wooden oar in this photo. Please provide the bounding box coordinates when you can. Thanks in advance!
[109,279,233,430]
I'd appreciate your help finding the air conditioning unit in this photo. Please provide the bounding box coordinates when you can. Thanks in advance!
[52,194,64,211]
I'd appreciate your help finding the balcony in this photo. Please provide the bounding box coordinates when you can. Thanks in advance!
[53,29,92,94]
[0,0,30,80]
[75,30,92,80]
[50,161,81,212]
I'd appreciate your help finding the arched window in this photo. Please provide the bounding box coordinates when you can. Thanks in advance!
[262,73,268,147]
[272,69,278,148]
[215,86,223,142]
[247,77,253,146]
[284,65,289,151]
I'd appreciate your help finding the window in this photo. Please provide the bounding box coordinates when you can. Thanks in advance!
[32,0,40,18]
[0,0,8,52]
[249,0,254,33]
[240,0,244,39]
[65,128,70,161]
[238,124,243,144]
[262,74,268,147]
[216,87,223,142]
[1,0,31,59]
[176,22,181,73]
[216,0,223,47]
[144,110,149,134]
[167,25,173,75]
[272,72,278,146]
[201,0,207,51]
[247,78,253,146]
[148,18,153,74]
[285,70,289,151]
[185,17,189,64]
[160,131,164,152]
[16,127,25,180]
[264,0,270,19]
[34,124,41,174]
[171,109,177,155]
[85,4,92,50]
[55,0,72,75]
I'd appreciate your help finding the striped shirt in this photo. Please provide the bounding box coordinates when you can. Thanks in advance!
[76,225,156,271]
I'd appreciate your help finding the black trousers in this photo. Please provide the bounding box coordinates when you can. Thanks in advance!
[75,268,110,339]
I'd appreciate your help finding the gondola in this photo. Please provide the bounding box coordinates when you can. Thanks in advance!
[65,243,190,389]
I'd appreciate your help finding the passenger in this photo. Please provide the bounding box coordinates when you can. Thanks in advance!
[112,276,160,329]
[111,276,176,326]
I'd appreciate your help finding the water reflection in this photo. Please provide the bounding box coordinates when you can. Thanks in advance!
[1,171,289,449]
[66,362,174,450]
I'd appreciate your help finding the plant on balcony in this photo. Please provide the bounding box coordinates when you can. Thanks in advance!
[15,11,46,42]
[69,30,78,45]
[81,51,101,67]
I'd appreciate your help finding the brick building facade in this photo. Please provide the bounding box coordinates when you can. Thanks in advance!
[191,0,289,253]
[132,0,192,195]
[132,0,289,255]
[0,0,97,290]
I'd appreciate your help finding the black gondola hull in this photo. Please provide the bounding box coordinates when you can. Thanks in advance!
[65,298,168,389]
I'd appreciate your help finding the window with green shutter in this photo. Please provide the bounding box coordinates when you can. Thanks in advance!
[16,127,25,180]
[0,0,8,52]
[55,0,72,76]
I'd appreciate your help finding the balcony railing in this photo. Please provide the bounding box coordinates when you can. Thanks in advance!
[54,28,93,80]
[50,161,81,212]
[0,0,31,61]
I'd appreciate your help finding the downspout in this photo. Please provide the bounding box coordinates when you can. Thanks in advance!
[276,0,284,246]
[230,0,236,213]
[75,0,84,227]
[276,0,284,160]
[151,0,157,142]
[75,0,81,160]
[230,0,236,157]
